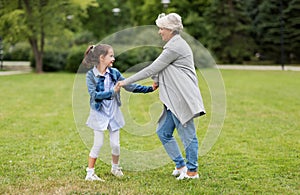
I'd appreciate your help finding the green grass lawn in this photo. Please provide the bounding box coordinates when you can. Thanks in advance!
[0,70,299,194]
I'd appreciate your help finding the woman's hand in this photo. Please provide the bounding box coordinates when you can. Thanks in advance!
[152,82,159,90]
[116,81,125,87]
[114,83,121,93]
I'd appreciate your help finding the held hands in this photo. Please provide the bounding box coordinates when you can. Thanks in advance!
[152,82,159,91]
[113,83,121,93]
[117,81,125,87]
[114,81,125,93]
[115,81,158,92]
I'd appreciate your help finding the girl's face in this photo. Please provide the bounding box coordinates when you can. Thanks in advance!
[101,48,115,67]
[158,27,174,42]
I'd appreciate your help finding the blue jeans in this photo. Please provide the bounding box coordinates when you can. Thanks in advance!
[156,107,199,172]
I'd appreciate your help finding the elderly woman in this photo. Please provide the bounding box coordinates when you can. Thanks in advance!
[118,13,205,180]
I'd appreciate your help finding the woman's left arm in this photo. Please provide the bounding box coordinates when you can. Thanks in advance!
[122,48,179,85]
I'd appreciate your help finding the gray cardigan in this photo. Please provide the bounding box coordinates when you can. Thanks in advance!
[123,34,206,125]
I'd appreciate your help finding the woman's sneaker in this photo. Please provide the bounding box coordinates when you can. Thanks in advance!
[172,166,187,178]
[85,174,105,181]
[111,167,124,177]
[177,171,199,180]
[185,172,199,179]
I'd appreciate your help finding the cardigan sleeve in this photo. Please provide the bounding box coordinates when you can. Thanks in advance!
[123,48,180,85]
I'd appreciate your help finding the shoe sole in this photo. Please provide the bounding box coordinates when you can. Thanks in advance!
[177,174,199,180]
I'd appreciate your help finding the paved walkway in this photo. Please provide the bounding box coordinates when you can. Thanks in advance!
[0,70,32,76]
[0,61,32,76]
[1,64,300,76]
[217,65,300,71]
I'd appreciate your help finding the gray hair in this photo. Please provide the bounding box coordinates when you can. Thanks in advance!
[155,13,183,32]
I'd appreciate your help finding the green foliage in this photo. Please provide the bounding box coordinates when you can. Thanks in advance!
[79,0,131,40]
[1,0,300,67]
[0,0,86,72]
[65,45,87,73]
[254,0,284,62]
[204,0,256,64]
[125,0,300,64]
[0,9,29,43]
[184,11,207,42]
[127,0,145,26]
[114,46,161,72]
[139,0,162,25]
[248,0,296,63]
[71,0,98,10]
[284,0,300,63]
[171,0,211,42]
[31,51,68,72]
[73,31,97,45]
[3,42,31,61]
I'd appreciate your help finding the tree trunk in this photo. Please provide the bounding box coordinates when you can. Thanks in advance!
[23,0,44,73]
[29,38,43,73]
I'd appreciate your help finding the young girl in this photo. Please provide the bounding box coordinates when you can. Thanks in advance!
[82,44,157,181]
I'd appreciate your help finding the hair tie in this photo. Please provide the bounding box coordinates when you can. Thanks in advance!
[90,45,95,53]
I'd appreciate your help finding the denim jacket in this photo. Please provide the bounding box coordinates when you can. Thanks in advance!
[86,67,154,111]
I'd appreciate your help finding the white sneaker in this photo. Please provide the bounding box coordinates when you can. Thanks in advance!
[85,174,105,181]
[172,166,187,178]
[185,173,199,179]
[111,167,124,177]
[177,172,199,180]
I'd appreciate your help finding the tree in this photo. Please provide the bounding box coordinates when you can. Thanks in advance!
[127,0,162,26]
[80,0,132,40]
[204,0,256,63]
[251,0,289,63]
[284,0,300,63]
[126,0,213,50]
[0,0,93,73]
[170,0,211,44]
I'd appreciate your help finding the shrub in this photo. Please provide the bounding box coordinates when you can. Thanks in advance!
[115,46,161,72]
[65,45,88,73]
[74,31,96,45]
[65,45,161,73]
[3,42,31,61]
[30,51,68,72]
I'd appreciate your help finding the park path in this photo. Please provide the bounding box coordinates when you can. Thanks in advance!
[0,61,32,76]
[0,63,300,76]
[0,70,32,76]
[217,65,300,71]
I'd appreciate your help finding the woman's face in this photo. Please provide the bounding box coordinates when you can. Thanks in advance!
[101,48,115,67]
[158,27,174,42]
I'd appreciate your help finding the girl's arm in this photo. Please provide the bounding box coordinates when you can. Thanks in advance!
[117,72,156,93]
[124,83,154,93]
[86,72,118,100]
[94,90,116,100]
